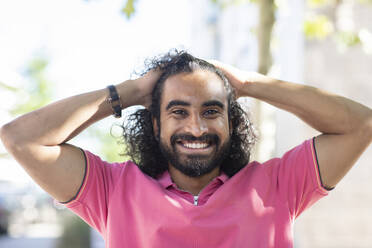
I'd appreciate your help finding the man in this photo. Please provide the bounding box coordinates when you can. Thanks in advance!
[1,50,371,247]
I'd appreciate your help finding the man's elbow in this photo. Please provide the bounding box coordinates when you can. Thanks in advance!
[0,122,22,153]
[367,114,372,143]
[352,109,372,143]
[361,109,372,143]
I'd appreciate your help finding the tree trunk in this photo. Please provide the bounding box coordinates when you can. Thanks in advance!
[257,0,275,75]
[253,0,276,161]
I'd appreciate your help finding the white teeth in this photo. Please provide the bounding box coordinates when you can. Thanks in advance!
[183,143,208,149]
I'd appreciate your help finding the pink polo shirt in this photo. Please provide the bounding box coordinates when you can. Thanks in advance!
[63,138,330,248]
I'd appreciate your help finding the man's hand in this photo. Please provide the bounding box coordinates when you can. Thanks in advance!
[132,69,162,108]
[208,60,267,98]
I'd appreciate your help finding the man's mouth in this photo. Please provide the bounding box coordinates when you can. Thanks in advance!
[171,134,219,153]
[175,140,215,154]
[177,141,211,149]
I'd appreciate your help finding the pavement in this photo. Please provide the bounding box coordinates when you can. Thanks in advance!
[0,223,60,248]
[0,236,56,248]
[0,223,105,248]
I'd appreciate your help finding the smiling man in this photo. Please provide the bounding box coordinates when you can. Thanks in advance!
[157,70,232,194]
[1,50,371,247]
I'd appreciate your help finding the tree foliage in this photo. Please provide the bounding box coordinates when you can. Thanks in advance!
[116,0,371,51]
[304,0,372,50]
[8,57,53,115]
[1,57,122,162]
[122,0,138,19]
[304,14,334,39]
[210,0,253,9]
[87,125,127,162]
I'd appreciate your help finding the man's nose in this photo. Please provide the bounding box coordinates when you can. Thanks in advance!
[184,114,208,137]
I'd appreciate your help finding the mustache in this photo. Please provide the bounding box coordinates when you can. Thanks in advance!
[170,133,220,145]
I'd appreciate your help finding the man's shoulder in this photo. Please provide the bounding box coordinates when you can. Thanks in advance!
[82,149,145,178]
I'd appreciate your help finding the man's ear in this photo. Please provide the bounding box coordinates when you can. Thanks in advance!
[229,120,233,136]
[152,116,159,141]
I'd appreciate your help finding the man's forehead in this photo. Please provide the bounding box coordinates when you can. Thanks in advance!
[162,70,227,101]
[165,99,225,111]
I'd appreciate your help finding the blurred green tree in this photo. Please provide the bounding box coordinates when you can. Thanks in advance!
[0,56,123,161]
[0,58,53,158]
[115,0,371,72]
[9,58,52,115]
[0,56,123,246]
[87,124,126,162]
[303,0,372,49]
[55,211,91,248]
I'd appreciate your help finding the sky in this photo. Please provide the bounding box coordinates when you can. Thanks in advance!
[0,0,192,94]
[0,0,193,182]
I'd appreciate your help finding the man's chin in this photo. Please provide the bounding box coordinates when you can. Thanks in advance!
[170,157,220,178]
[159,138,230,177]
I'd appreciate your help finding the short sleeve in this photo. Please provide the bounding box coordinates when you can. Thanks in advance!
[275,138,332,219]
[61,149,125,236]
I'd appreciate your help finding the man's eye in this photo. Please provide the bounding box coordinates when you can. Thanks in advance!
[172,110,186,115]
[204,109,219,116]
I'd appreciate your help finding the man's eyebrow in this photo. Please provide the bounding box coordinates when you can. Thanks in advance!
[202,100,225,109]
[166,100,191,110]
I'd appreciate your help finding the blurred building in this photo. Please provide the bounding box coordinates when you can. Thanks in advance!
[296,1,372,247]
[190,0,372,247]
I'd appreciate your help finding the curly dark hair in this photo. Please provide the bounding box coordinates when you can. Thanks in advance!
[121,49,257,179]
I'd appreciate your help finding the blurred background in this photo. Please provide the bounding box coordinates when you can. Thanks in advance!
[0,0,371,247]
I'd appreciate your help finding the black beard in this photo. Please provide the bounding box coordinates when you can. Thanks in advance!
[159,133,232,178]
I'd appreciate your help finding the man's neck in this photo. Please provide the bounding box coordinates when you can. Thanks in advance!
[168,166,220,196]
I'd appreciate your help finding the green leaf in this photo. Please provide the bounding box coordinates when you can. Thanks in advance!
[336,31,361,47]
[307,0,334,8]
[28,58,48,73]
[0,81,18,92]
[304,15,334,40]
[121,0,137,19]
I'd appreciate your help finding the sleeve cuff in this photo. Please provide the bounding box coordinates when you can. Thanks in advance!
[59,148,89,204]
[311,137,335,192]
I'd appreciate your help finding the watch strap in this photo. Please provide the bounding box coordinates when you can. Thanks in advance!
[107,85,122,118]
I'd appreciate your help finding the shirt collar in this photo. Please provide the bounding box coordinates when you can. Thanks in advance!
[157,169,229,189]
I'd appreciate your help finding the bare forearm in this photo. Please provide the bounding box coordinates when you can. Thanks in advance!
[0,70,158,203]
[212,60,371,190]
[1,80,139,147]
[242,77,372,136]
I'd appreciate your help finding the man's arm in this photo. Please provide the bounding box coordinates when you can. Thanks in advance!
[213,61,372,189]
[0,71,160,202]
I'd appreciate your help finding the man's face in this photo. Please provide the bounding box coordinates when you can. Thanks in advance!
[155,69,231,177]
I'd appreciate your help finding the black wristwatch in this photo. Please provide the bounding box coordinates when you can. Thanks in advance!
[107,85,122,118]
